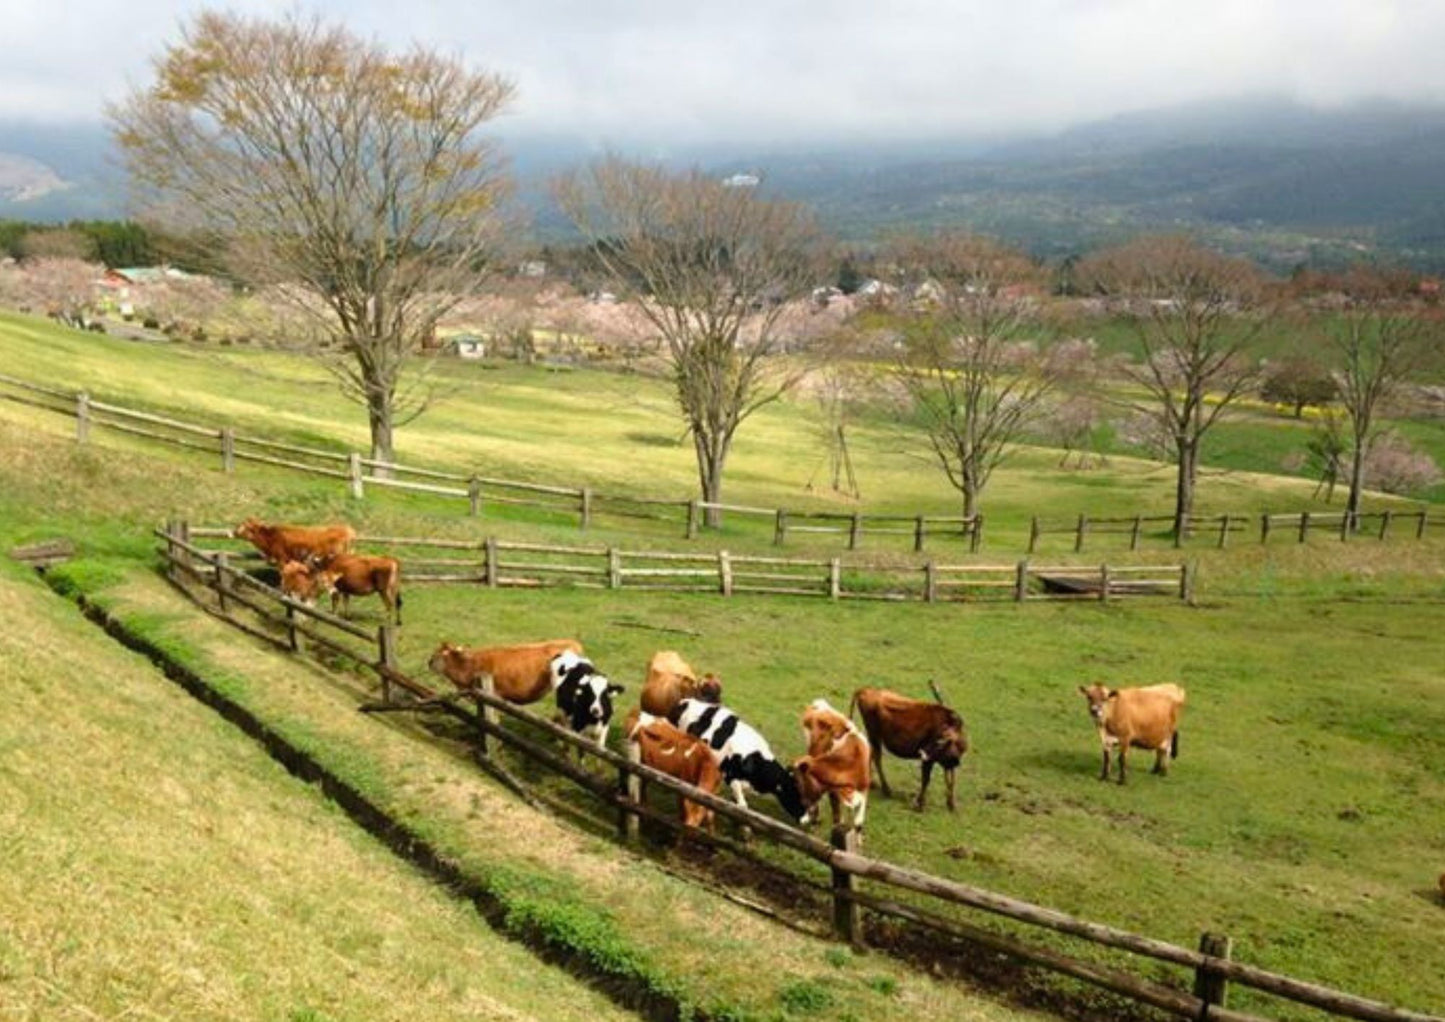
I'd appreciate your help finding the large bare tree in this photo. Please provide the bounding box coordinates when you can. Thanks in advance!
[555,160,821,522]
[110,11,514,464]
[887,232,1062,520]
[1077,236,1268,536]
[1318,269,1440,522]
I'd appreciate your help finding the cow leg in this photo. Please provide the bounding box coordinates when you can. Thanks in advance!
[872,748,893,798]
[851,791,868,832]
[1099,745,1110,781]
[1116,745,1129,785]
[945,766,957,812]
[915,760,934,811]
[1152,746,1167,775]
[828,790,842,830]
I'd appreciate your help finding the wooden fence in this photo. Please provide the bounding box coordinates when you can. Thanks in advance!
[185,523,1188,604]
[1029,508,1438,553]
[152,524,1443,1022]
[4,371,1435,554]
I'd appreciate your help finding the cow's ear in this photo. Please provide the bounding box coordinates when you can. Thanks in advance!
[1077,685,1088,696]
[1106,689,1118,700]
[607,683,625,696]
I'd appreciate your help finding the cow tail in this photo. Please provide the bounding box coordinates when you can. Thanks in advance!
[1171,730,1180,760]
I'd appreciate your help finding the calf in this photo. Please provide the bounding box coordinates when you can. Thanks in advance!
[640,650,722,718]
[1077,683,1186,784]
[427,639,583,703]
[235,517,355,566]
[551,650,624,751]
[670,698,806,823]
[628,713,722,832]
[794,699,870,832]
[282,554,402,624]
[849,687,968,811]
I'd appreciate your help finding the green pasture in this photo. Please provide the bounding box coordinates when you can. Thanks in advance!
[1,311,1443,1019]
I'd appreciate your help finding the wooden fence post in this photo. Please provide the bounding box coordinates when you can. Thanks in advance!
[75,391,90,444]
[285,602,298,651]
[348,452,364,500]
[1298,511,1310,543]
[178,521,192,575]
[1193,932,1233,1013]
[831,827,863,947]
[377,624,398,704]
[1339,510,1352,542]
[1075,514,1087,553]
[969,515,982,553]
[1417,510,1429,540]
[475,674,498,761]
[849,512,861,551]
[1218,514,1230,549]
[620,741,642,842]
[1261,514,1271,544]
[913,515,926,553]
[1181,562,1195,604]
[774,509,788,546]
[1028,516,1040,554]
[580,487,593,529]
[220,427,235,473]
[829,557,841,600]
[485,537,498,588]
[686,499,700,539]
[608,548,622,590]
[718,550,733,597]
[1014,560,1029,603]
[163,518,177,582]
[1130,515,1142,551]
[1379,509,1392,540]
[468,476,481,517]
[924,560,937,603]
[1099,564,1110,603]
[213,552,229,612]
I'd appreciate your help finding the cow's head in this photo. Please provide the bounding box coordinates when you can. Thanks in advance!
[549,650,590,689]
[279,560,321,604]
[234,517,262,542]
[565,673,625,731]
[428,642,461,677]
[924,707,969,768]
[1077,684,1117,726]
[315,566,345,595]
[793,757,827,827]
[801,699,852,756]
[695,673,723,703]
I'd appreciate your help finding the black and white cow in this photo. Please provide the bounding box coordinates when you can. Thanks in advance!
[669,698,806,822]
[549,650,624,752]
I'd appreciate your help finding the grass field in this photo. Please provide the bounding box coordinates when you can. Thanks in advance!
[2,311,1444,1020]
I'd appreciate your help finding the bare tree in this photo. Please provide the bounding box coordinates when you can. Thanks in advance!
[2,258,101,327]
[1076,236,1268,536]
[886,232,1059,519]
[555,159,821,522]
[1321,270,1440,521]
[18,229,96,262]
[110,11,515,464]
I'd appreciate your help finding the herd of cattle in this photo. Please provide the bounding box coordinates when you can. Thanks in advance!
[233,518,1190,835]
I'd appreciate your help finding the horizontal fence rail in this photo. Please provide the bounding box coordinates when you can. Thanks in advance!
[150,523,1443,1022]
[186,523,1188,604]
[7,371,1431,554]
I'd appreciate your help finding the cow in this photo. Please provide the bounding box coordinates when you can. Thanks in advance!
[1077,683,1186,784]
[794,699,870,833]
[628,712,722,833]
[670,698,806,823]
[427,639,583,703]
[550,650,624,752]
[280,555,402,624]
[640,650,722,718]
[849,687,968,811]
[234,517,355,567]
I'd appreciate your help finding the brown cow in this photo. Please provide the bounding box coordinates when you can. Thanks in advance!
[628,713,721,832]
[280,556,402,625]
[794,699,870,832]
[428,639,584,703]
[850,687,968,811]
[1077,683,1186,784]
[639,650,722,718]
[235,517,355,566]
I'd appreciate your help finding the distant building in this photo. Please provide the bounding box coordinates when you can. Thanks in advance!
[722,173,760,189]
[518,260,547,278]
[446,335,487,359]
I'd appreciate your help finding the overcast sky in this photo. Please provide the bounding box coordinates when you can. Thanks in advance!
[3,0,1444,149]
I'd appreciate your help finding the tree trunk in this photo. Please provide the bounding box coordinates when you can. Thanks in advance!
[368,399,395,478]
[1174,440,1197,539]
[1345,441,1366,527]
[696,430,729,528]
[961,469,980,521]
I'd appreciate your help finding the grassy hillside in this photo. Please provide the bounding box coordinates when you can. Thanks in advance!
[0,559,640,1022]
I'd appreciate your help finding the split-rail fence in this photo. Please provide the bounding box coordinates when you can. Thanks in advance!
[152,524,1442,1022]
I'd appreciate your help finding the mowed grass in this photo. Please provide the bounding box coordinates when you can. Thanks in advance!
[2,309,1436,556]
[0,560,641,1022]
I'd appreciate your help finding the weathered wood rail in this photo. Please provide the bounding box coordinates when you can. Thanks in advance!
[152,524,1443,1022]
[1029,508,1438,552]
[187,523,1188,604]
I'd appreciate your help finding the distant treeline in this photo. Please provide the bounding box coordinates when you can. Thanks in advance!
[0,219,197,270]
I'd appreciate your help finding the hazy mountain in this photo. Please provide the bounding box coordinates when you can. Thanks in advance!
[5,99,1445,270]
